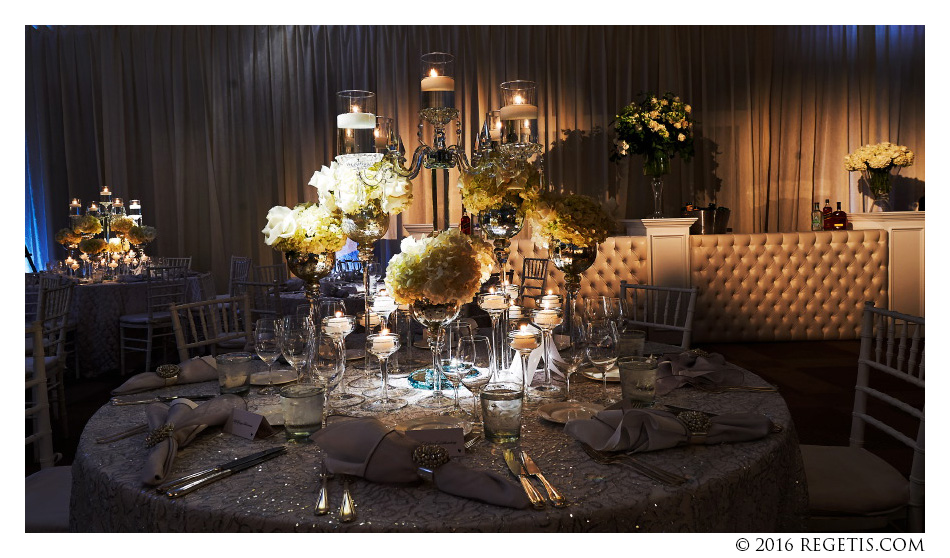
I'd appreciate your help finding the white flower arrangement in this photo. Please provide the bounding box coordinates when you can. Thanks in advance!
[261,202,348,254]
[458,151,542,214]
[527,192,617,249]
[844,142,915,172]
[384,228,496,306]
[309,159,412,216]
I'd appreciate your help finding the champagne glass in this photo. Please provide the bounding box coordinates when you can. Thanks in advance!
[254,318,282,394]
[278,316,314,383]
[363,331,406,412]
[321,312,363,407]
[586,319,620,405]
[458,335,493,424]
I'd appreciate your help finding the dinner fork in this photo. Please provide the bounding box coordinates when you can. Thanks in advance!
[578,441,687,486]
[690,382,778,393]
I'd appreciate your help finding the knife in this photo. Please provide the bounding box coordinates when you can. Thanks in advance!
[160,446,286,497]
[111,394,217,406]
[502,449,545,509]
[520,451,567,507]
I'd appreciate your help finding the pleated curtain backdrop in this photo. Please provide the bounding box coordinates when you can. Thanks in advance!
[25,25,925,281]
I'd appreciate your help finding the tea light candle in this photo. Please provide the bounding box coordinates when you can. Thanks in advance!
[539,291,562,309]
[325,312,351,334]
[480,293,507,310]
[69,199,82,213]
[360,312,382,328]
[500,95,538,120]
[502,282,520,299]
[88,203,99,213]
[373,295,396,313]
[129,200,141,210]
[372,329,396,351]
[108,261,118,269]
[337,108,376,129]
[421,69,455,92]
[510,325,540,350]
[508,305,522,319]
[490,121,502,141]
[533,309,561,327]
[80,253,89,261]
[70,263,80,271]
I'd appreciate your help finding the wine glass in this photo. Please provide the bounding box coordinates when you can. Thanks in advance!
[312,333,343,420]
[278,316,314,383]
[564,309,588,402]
[586,319,620,405]
[438,331,474,418]
[321,312,363,407]
[254,318,282,394]
[364,332,406,412]
[458,335,493,424]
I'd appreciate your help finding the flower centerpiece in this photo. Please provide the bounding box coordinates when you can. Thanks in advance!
[261,201,348,306]
[78,237,108,255]
[612,91,695,218]
[844,142,915,211]
[54,227,83,247]
[126,225,157,245]
[74,214,104,236]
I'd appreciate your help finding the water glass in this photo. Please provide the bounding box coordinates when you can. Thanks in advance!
[216,352,254,395]
[480,386,524,445]
[280,383,326,441]
[586,320,619,405]
[618,328,646,357]
[279,316,314,382]
[618,356,658,406]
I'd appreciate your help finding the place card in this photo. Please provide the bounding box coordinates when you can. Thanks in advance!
[224,408,277,440]
[405,427,465,456]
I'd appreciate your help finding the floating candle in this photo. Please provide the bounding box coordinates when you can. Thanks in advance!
[532,309,562,327]
[508,305,523,319]
[479,293,507,310]
[337,110,376,129]
[499,102,538,121]
[372,330,396,351]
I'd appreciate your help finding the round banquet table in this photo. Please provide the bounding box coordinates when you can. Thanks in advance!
[70,342,808,532]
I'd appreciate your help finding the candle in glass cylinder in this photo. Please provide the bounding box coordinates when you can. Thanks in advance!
[87,202,99,214]
[325,312,351,335]
[373,295,397,314]
[499,95,539,120]
[372,329,396,351]
[502,282,520,300]
[100,186,112,203]
[337,108,376,129]
[69,198,82,215]
[508,305,523,319]
[70,263,80,271]
[421,69,455,92]
[510,325,540,351]
[480,293,507,310]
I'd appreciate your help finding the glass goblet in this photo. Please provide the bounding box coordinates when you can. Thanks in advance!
[278,316,314,383]
[312,333,343,421]
[586,319,620,405]
[529,306,564,400]
[438,334,473,419]
[458,335,493,424]
[478,290,510,377]
[321,313,363,407]
[254,318,282,394]
[363,332,406,412]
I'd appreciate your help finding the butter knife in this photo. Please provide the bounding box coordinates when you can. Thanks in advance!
[503,449,545,509]
[156,446,287,493]
[520,451,566,507]
[163,447,287,497]
[315,459,330,515]
[111,394,216,406]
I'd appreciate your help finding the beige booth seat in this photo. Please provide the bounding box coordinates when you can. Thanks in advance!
[689,230,888,342]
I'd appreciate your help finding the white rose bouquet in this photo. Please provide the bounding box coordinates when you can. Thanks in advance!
[458,151,542,214]
[528,192,617,249]
[261,202,347,254]
[384,228,496,306]
[844,142,915,201]
[309,159,412,216]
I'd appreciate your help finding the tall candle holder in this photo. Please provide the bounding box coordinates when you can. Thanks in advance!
[336,90,381,170]
[499,80,542,160]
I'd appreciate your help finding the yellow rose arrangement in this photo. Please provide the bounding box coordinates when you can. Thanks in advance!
[458,151,542,214]
[528,192,617,249]
[78,237,108,254]
[613,91,695,164]
[127,225,157,245]
[384,228,496,307]
[74,214,103,235]
[261,202,348,255]
[55,227,83,246]
[110,216,135,234]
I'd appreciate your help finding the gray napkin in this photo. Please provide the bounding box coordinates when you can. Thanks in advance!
[311,417,531,509]
[112,356,217,395]
[564,408,774,452]
[654,351,746,395]
[141,394,247,485]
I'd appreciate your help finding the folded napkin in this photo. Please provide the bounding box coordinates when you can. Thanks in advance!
[654,351,747,395]
[281,277,304,292]
[311,417,531,509]
[111,356,217,395]
[117,273,146,283]
[141,394,247,485]
[565,408,774,453]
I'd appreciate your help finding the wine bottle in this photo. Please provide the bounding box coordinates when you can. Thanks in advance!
[822,199,833,230]
[810,202,822,231]
[460,206,471,235]
[832,202,847,230]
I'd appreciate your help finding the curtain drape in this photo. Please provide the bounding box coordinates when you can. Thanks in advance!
[25,25,925,282]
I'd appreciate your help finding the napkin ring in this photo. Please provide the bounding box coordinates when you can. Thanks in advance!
[412,444,449,482]
[156,364,181,380]
[685,348,712,359]
[145,423,174,447]
[676,411,711,444]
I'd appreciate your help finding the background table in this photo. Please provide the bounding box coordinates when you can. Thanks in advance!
[70,344,807,532]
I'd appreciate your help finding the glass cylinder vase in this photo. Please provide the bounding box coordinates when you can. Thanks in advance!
[643,150,670,219]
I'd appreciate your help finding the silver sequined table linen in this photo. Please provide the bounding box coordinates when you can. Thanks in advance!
[70,343,807,532]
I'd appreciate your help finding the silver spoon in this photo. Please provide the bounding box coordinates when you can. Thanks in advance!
[315,459,330,515]
[339,475,356,522]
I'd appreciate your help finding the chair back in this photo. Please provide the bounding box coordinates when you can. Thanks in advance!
[253,263,288,286]
[26,321,56,469]
[618,281,697,349]
[170,294,252,361]
[228,256,252,296]
[237,280,282,322]
[519,257,549,299]
[197,272,217,301]
[852,302,925,530]
[35,281,74,360]
[145,265,188,318]
[159,257,192,270]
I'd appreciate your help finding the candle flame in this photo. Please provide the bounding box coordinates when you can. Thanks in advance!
[351,105,361,113]
[489,287,495,294]
[520,324,529,332]
[514,94,524,105]
[374,129,380,138]
[335,311,343,318]
[429,68,439,77]
[381,328,390,335]
[548,289,553,295]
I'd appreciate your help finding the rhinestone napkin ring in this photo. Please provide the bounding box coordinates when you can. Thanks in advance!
[412,444,450,482]
[156,364,181,379]
[676,411,711,444]
[145,423,174,447]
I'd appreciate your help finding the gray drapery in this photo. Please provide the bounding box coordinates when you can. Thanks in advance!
[26,25,925,282]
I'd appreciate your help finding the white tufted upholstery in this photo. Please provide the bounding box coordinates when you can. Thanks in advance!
[507,237,650,299]
[688,231,889,342]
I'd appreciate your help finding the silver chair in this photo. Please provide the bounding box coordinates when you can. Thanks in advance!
[170,294,253,361]
[197,271,217,301]
[158,256,193,270]
[25,281,74,437]
[800,302,924,532]
[227,256,252,297]
[118,265,188,375]
[519,257,549,300]
[618,281,697,349]
[25,321,71,532]
[237,279,282,323]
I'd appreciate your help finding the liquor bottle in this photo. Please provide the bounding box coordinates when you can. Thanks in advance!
[460,206,471,235]
[822,199,833,230]
[810,202,822,231]
[832,202,847,230]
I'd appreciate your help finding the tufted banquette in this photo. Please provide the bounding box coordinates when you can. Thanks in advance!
[504,230,888,343]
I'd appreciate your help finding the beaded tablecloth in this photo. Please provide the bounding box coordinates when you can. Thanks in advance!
[70,343,807,532]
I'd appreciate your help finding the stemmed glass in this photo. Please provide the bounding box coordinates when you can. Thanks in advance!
[508,325,542,390]
[437,327,475,418]
[277,316,314,383]
[586,319,620,405]
[585,296,621,323]
[478,290,510,379]
[364,331,406,411]
[458,335,493,425]
[312,333,343,420]
[564,308,588,402]
[388,306,416,379]
[321,312,363,407]
[529,305,564,399]
[350,310,383,390]
[254,318,282,394]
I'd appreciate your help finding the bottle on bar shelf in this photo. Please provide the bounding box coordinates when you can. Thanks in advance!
[822,199,834,230]
[831,202,848,230]
[460,206,471,235]
[810,202,822,231]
